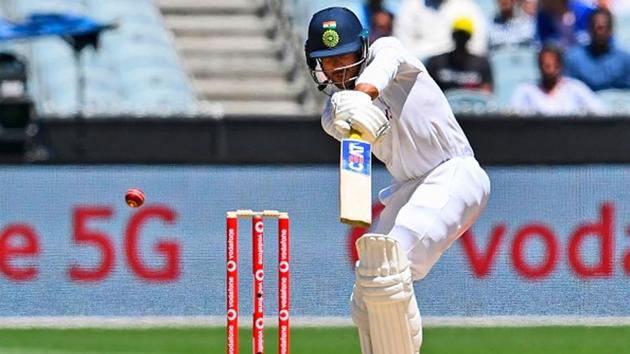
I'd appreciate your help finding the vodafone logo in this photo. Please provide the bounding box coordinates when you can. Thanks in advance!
[227,260,237,272]
[255,317,264,329]
[254,221,264,233]
[255,269,264,281]
[227,309,238,321]
[279,261,289,273]
[279,309,289,321]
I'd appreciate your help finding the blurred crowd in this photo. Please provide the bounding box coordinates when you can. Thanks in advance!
[362,0,630,115]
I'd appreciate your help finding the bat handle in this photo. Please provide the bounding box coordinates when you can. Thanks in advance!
[349,128,362,140]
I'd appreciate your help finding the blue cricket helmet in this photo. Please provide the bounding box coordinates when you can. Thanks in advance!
[304,7,369,92]
[305,7,368,64]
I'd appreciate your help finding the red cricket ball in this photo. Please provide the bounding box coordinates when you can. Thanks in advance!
[125,188,145,208]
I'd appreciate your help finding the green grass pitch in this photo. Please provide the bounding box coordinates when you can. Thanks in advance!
[1,326,629,353]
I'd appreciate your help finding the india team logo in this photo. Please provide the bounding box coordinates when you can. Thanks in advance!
[322,29,340,48]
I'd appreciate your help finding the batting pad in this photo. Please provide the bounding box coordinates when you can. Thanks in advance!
[351,279,374,354]
[355,234,422,354]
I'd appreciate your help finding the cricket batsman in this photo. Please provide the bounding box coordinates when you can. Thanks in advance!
[304,7,491,354]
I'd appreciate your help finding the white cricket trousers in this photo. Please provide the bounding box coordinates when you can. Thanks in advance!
[374,156,491,281]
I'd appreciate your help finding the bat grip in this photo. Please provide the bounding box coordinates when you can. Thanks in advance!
[349,128,362,140]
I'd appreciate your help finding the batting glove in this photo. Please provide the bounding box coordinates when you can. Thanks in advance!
[331,90,390,143]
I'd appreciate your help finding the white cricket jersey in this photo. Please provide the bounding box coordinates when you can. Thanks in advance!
[321,36,474,183]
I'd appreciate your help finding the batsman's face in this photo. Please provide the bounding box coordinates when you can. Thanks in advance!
[320,52,362,89]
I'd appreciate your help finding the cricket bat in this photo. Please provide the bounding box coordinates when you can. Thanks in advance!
[339,128,372,227]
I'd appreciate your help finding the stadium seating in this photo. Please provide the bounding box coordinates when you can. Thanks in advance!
[5,0,196,115]
[13,0,87,15]
[6,0,630,117]
[475,0,497,19]
[157,0,320,115]
[445,88,499,114]
[489,47,539,109]
[615,14,630,51]
[596,89,630,115]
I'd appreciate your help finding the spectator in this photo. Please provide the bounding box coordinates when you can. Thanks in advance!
[393,0,451,60]
[394,0,488,60]
[427,17,493,92]
[536,0,595,48]
[510,45,607,115]
[565,9,630,91]
[519,0,538,17]
[565,8,630,90]
[439,0,489,55]
[489,0,536,49]
[369,8,394,44]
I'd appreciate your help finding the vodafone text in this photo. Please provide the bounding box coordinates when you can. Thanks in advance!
[463,203,629,279]
[0,205,180,282]
[349,202,630,280]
